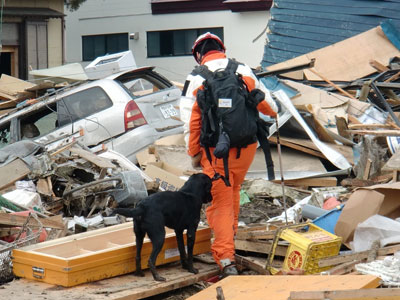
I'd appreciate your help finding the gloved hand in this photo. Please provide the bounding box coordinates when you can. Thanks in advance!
[191,152,202,169]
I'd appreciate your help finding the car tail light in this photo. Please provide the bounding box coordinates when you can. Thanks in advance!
[124,100,147,131]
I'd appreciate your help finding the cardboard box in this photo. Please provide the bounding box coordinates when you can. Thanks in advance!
[12,222,211,287]
[335,182,400,248]
[144,162,187,191]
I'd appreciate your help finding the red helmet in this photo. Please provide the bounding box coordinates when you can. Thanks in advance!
[192,32,225,64]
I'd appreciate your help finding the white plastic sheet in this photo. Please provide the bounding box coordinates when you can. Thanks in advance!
[273,90,351,170]
[353,214,400,252]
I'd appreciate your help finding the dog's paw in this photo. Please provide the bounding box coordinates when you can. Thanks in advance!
[134,270,145,277]
[153,274,166,282]
[187,266,199,274]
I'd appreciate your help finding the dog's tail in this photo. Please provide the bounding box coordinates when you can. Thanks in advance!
[113,207,144,218]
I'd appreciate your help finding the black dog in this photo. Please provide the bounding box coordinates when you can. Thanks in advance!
[114,173,212,281]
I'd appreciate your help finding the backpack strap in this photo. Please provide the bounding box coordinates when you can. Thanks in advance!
[226,58,239,74]
[256,120,275,180]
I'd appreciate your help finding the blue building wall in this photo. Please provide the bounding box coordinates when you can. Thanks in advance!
[262,0,400,68]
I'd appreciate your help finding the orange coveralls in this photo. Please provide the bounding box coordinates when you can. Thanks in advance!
[182,51,277,267]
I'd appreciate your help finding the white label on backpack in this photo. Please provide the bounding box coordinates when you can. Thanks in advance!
[219,98,232,108]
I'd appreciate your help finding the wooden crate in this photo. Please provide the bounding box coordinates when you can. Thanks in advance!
[12,222,211,287]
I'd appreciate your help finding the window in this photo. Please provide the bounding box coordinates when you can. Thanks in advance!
[62,87,113,122]
[147,28,223,57]
[82,33,129,61]
[19,104,58,139]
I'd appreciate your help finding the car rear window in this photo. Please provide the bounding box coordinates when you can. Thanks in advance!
[62,86,113,121]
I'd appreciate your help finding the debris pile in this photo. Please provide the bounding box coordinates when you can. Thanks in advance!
[1,22,400,300]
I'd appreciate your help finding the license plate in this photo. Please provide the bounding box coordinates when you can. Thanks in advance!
[160,104,178,119]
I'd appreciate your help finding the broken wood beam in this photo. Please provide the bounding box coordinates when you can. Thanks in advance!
[0,213,64,229]
[0,158,31,191]
[369,59,389,72]
[308,68,357,100]
[289,288,400,300]
[235,254,269,275]
[322,260,360,275]
[348,123,396,130]
[362,159,372,180]
[272,177,337,187]
[318,244,400,268]
[234,239,287,256]
[69,147,116,169]
[346,129,400,136]
[235,229,276,241]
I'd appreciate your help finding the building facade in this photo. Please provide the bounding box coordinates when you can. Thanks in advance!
[65,0,272,82]
[0,0,65,79]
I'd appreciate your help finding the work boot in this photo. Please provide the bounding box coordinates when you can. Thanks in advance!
[220,258,239,278]
[222,264,239,277]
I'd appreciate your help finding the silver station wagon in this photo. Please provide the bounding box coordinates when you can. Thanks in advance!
[0,66,183,162]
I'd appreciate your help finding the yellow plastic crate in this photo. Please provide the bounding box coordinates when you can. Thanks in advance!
[266,223,342,274]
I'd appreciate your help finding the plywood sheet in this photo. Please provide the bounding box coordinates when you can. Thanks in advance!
[2,260,219,300]
[266,26,399,82]
[187,275,380,300]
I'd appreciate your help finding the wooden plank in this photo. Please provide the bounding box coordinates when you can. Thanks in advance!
[0,158,31,190]
[369,59,389,72]
[235,229,276,240]
[289,288,400,300]
[69,147,116,169]
[363,159,372,180]
[266,26,398,82]
[348,124,395,130]
[1,260,219,300]
[187,275,381,300]
[234,239,288,256]
[347,129,400,136]
[269,136,354,165]
[269,136,324,158]
[235,254,269,275]
[322,260,360,275]
[318,244,400,268]
[0,227,20,237]
[272,177,337,187]
[0,213,64,229]
[308,68,357,100]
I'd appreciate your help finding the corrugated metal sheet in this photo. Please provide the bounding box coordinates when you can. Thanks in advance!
[262,0,400,67]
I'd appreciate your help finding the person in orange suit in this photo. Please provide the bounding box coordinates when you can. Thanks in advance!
[180,32,278,276]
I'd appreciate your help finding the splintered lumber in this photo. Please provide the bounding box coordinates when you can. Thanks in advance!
[308,68,357,100]
[69,147,116,169]
[369,59,390,73]
[318,244,400,268]
[273,176,338,187]
[0,213,64,229]
[235,224,277,240]
[348,124,396,130]
[0,158,31,191]
[187,275,381,300]
[346,129,400,136]
[1,261,219,300]
[235,239,287,256]
[289,288,400,300]
[269,136,354,165]
[235,254,269,275]
[322,260,360,275]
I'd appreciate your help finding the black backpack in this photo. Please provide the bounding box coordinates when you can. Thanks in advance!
[193,59,275,186]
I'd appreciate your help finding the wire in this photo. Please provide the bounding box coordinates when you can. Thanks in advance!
[0,0,4,53]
